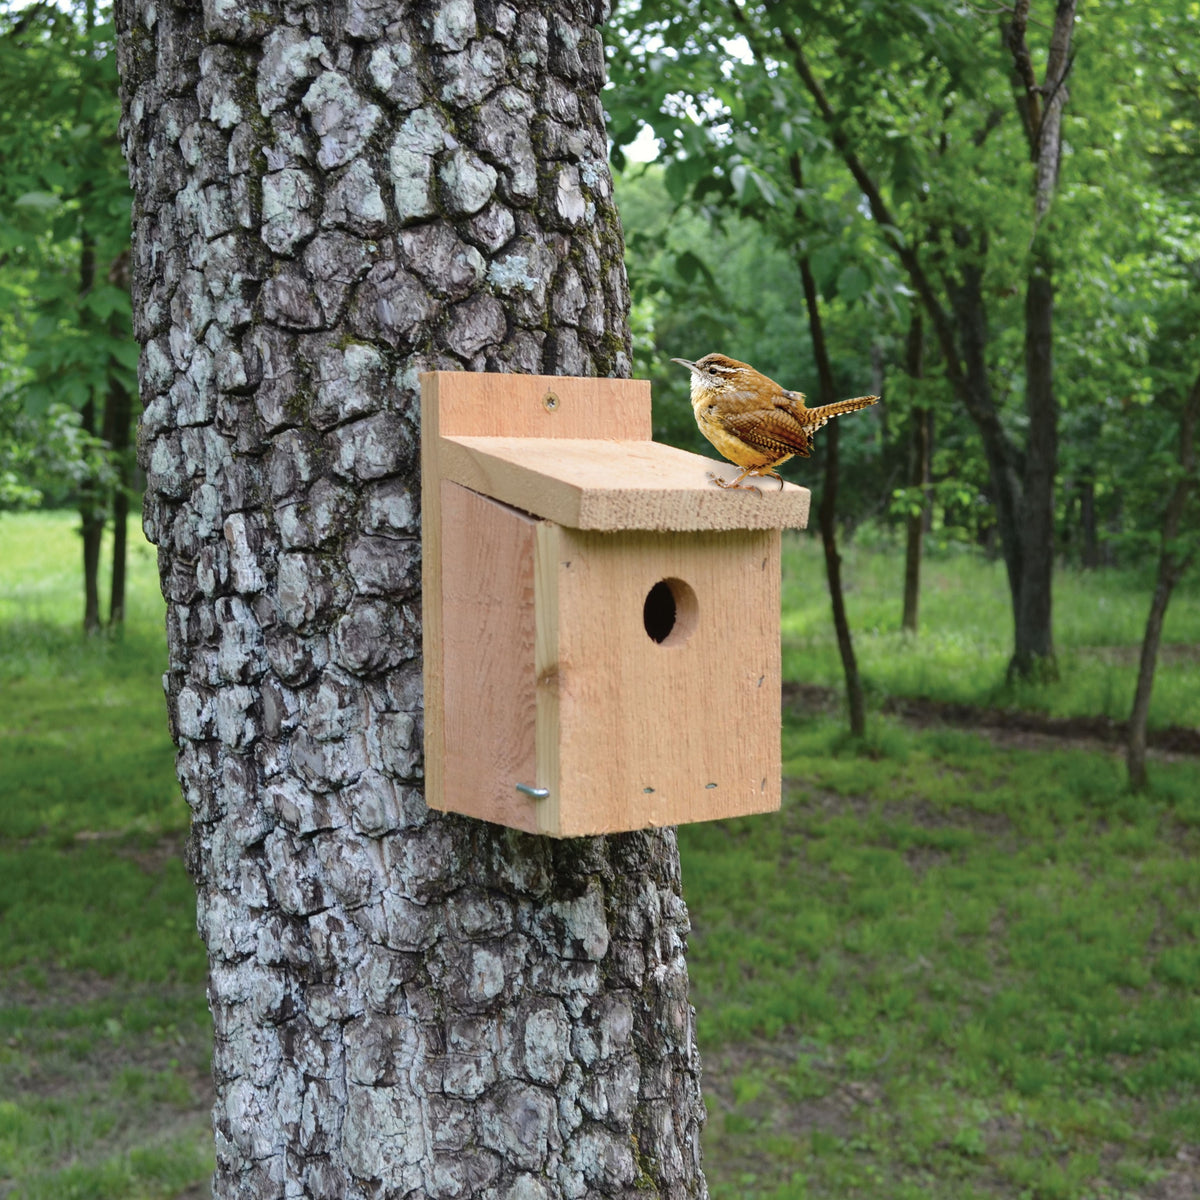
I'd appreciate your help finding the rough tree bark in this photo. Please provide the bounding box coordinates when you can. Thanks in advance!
[1127,370,1200,792]
[115,3,708,1197]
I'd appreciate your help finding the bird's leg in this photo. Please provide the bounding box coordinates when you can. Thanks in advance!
[707,466,763,493]
[706,465,785,493]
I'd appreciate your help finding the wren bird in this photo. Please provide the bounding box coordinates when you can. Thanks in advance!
[672,353,879,491]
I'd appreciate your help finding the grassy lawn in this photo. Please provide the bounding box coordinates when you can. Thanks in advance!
[0,511,212,1199]
[1,509,1197,1198]
[683,717,1200,1198]
[782,532,1200,732]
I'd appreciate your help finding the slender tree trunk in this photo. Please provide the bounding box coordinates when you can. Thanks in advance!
[116,3,708,1197]
[1079,476,1099,568]
[77,0,106,636]
[1128,372,1200,791]
[80,534,105,634]
[901,314,927,634]
[80,405,105,636]
[798,255,866,736]
[901,405,930,633]
[79,221,104,635]
[943,253,1026,637]
[105,252,134,628]
[818,422,866,737]
[1010,250,1058,680]
[104,377,132,626]
[1003,0,1075,680]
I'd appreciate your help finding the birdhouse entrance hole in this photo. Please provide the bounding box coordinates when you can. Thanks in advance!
[643,578,698,646]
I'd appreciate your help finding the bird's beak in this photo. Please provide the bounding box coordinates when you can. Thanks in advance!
[670,357,697,373]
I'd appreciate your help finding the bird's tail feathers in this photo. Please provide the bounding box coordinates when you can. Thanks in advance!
[807,395,879,429]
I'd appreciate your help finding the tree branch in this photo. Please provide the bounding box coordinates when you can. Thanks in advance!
[1004,0,1041,153]
[972,106,1008,148]
[1005,0,1076,226]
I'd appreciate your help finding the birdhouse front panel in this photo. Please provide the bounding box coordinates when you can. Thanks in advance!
[543,522,782,837]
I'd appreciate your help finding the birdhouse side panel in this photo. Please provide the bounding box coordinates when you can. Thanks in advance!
[436,483,541,832]
[549,527,782,836]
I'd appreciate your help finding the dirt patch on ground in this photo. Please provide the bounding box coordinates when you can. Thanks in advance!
[69,829,188,876]
[1147,1146,1200,1199]
[701,1039,861,1174]
[782,682,1200,757]
[1079,642,1200,667]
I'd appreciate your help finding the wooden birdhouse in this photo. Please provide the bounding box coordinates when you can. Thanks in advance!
[420,371,810,838]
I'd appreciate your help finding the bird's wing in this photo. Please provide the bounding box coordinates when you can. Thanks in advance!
[722,407,814,458]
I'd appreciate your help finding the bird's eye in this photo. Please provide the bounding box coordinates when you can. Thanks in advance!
[708,366,717,375]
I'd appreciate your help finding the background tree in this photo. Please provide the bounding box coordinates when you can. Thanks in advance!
[115,0,708,1195]
[0,0,136,629]
[608,0,1092,679]
[1123,6,1200,791]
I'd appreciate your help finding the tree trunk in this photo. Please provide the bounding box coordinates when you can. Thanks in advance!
[818,421,866,737]
[115,4,708,1198]
[941,251,1024,616]
[80,393,104,636]
[901,407,929,633]
[1128,372,1200,792]
[105,252,134,628]
[798,254,865,737]
[1003,0,1075,680]
[79,216,104,635]
[1010,250,1058,680]
[901,314,927,634]
[1079,475,1099,569]
[104,376,132,626]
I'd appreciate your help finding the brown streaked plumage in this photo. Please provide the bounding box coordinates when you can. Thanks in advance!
[671,353,879,491]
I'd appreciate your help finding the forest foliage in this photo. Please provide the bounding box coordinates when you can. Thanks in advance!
[0,0,1197,666]
[605,0,1200,570]
[0,1,132,510]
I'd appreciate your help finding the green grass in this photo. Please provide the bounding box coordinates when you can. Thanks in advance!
[0,510,211,1199]
[0,511,178,842]
[782,531,1200,730]
[683,716,1200,1198]
[2,509,1198,1199]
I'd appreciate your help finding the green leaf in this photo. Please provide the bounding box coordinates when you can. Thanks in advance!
[14,191,61,213]
[837,265,869,303]
[674,250,715,289]
[81,285,128,322]
[808,244,841,293]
